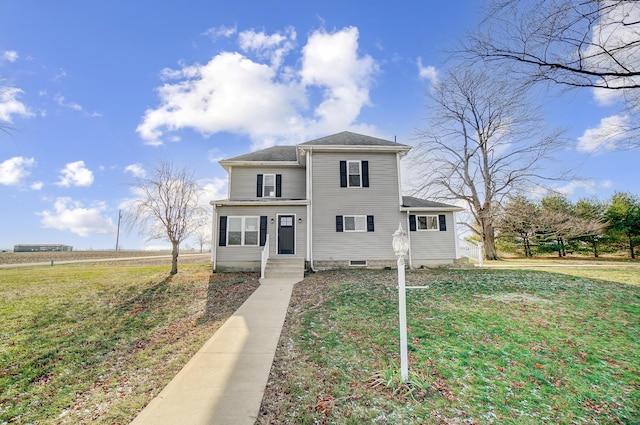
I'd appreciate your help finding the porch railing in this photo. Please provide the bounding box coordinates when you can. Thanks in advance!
[260,234,270,279]
[459,239,483,267]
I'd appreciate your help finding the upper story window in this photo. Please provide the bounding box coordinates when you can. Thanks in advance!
[339,160,369,188]
[257,174,282,198]
[263,174,276,197]
[348,161,361,187]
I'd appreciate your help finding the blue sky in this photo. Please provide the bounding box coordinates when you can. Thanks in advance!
[0,1,637,250]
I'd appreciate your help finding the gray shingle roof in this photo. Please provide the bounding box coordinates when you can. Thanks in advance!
[222,145,298,162]
[300,131,408,147]
[221,131,409,163]
[402,196,461,210]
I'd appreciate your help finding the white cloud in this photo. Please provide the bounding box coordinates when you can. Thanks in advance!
[554,180,608,196]
[2,50,18,62]
[56,161,94,187]
[587,2,640,104]
[0,156,35,185]
[299,27,377,132]
[203,24,237,41]
[577,114,630,152]
[30,181,44,191]
[0,87,33,123]
[54,94,83,111]
[238,27,296,67]
[124,163,146,178]
[38,197,116,237]
[137,26,379,149]
[417,57,438,85]
[199,177,228,205]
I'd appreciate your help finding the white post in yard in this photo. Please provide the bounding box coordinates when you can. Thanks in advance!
[392,222,410,382]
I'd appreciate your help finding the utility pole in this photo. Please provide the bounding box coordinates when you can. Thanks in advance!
[115,209,122,256]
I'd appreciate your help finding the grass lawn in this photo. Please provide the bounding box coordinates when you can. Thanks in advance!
[0,262,258,425]
[259,264,640,424]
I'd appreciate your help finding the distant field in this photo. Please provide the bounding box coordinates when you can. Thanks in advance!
[0,250,209,265]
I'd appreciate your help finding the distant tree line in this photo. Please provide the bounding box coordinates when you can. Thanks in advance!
[497,192,640,259]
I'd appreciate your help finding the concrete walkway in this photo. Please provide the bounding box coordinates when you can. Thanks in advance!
[130,277,301,425]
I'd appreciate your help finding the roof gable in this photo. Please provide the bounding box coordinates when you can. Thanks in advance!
[299,131,409,148]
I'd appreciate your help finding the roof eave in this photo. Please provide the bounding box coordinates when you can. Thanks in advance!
[218,160,302,171]
[400,206,465,212]
[297,145,411,153]
[211,199,310,207]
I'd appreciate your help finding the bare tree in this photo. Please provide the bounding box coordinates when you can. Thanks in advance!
[464,0,640,147]
[192,214,212,253]
[126,161,203,274]
[412,67,566,260]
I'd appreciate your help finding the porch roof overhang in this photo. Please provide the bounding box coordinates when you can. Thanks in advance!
[400,196,465,213]
[210,199,310,207]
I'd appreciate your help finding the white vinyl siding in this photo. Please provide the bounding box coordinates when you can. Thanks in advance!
[229,167,305,200]
[216,205,307,263]
[312,152,403,261]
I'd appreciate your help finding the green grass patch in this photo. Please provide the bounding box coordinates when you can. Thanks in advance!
[0,263,258,424]
[259,267,640,424]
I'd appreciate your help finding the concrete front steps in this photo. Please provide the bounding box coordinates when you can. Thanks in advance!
[262,257,305,282]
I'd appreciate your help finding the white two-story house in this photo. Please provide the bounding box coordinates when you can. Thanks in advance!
[211,131,464,273]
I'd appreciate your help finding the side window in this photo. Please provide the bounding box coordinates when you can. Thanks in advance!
[409,214,447,232]
[417,215,439,231]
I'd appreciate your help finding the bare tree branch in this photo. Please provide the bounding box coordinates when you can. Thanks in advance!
[411,67,568,260]
[463,0,640,148]
[125,161,204,274]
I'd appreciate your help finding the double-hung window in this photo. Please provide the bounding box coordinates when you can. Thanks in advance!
[344,215,366,232]
[348,161,361,187]
[339,160,369,188]
[336,215,375,232]
[227,216,259,246]
[263,174,276,197]
[257,174,281,197]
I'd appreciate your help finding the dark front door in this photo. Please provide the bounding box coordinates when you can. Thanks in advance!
[278,215,295,255]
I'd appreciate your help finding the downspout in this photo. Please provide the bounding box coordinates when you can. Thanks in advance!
[406,210,413,269]
[453,211,460,260]
[306,148,316,271]
[211,203,218,271]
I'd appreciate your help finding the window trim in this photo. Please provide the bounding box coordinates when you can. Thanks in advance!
[262,174,276,198]
[347,160,361,188]
[416,214,440,231]
[343,214,367,232]
[227,216,260,246]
